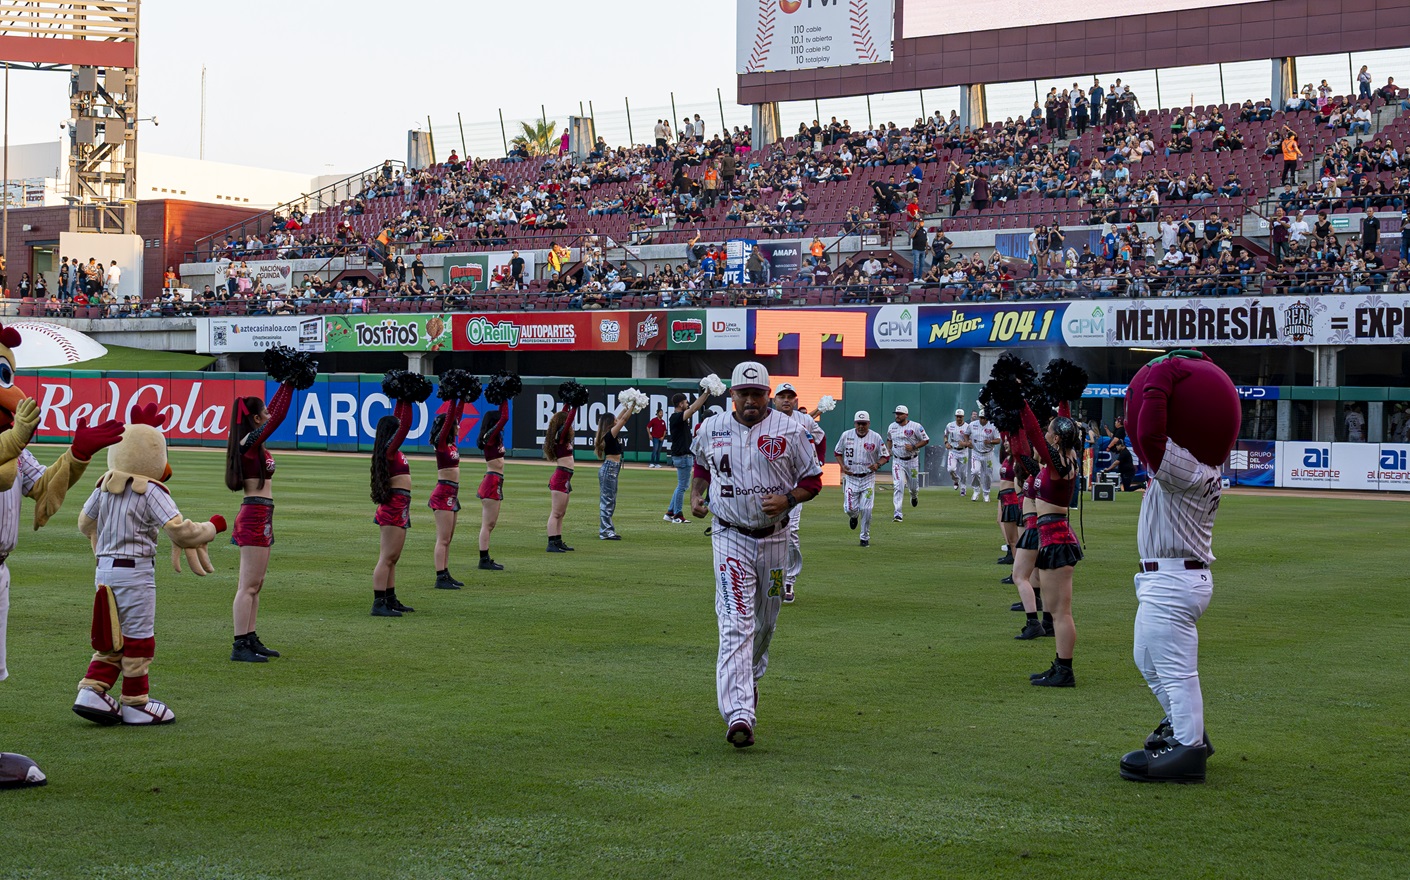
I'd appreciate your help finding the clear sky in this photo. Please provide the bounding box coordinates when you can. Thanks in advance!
[1,1,1405,179]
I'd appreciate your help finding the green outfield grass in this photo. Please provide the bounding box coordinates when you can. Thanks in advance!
[73,344,218,373]
[0,449,1405,879]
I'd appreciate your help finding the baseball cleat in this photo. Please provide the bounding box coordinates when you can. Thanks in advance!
[0,753,47,789]
[997,554,1014,565]
[983,494,991,503]
[911,494,918,507]
[478,557,505,571]
[1120,742,1207,784]
[971,492,981,501]
[782,583,795,603]
[1001,575,1015,585]
[1146,718,1215,756]
[73,686,123,726]
[1031,665,1075,687]
[122,699,176,725]
[726,720,755,749]
[893,514,903,522]
[860,539,869,547]
[1015,620,1045,640]
[849,515,858,530]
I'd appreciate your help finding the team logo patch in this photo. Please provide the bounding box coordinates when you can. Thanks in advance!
[757,435,787,460]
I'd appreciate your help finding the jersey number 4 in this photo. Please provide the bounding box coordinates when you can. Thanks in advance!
[718,454,732,477]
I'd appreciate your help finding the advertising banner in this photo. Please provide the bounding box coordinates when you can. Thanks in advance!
[737,0,892,73]
[706,308,750,350]
[725,239,753,286]
[201,316,325,353]
[587,310,670,351]
[452,313,588,352]
[667,310,707,350]
[1224,440,1277,487]
[324,314,453,352]
[511,383,720,457]
[22,374,266,443]
[1064,294,1410,348]
[268,378,496,453]
[213,260,295,298]
[919,302,1069,349]
[443,252,536,291]
[1274,442,1410,491]
[870,304,918,349]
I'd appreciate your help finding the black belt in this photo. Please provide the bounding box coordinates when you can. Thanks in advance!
[1140,560,1210,573]
[716,519,783,539]
[104,558,136,569]
[846,471,874,477]
[893,456,916,461]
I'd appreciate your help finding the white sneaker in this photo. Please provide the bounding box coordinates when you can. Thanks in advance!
[782,583,795,603]
[121,699,175,725]
[893,514,903,522]
[983,494,991,503]
[72,686,122,726]
[663,513,675,522]
[971,491,980,501]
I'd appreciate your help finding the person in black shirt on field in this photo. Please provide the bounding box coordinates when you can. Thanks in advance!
[665,391,709,523]
[1103,439,1141,491]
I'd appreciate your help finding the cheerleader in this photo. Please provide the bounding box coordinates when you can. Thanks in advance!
[545,381,589,552]
[595,389,646,540]
[476,371,518,571]
[224,346,315,663]
[370,370,431,617]
[429,370,481,590]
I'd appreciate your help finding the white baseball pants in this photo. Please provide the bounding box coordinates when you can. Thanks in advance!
[892,457,920,515]
[0,562,9,682]
[713,526,786,727]
[1133,565,1213,748]
[947,450,967,487]
[843,474,876,541]
[970,451,994,494]
[785,506,802,587]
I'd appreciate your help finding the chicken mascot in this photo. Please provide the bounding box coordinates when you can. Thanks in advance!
[0,322,125,788]
[71,402,226,728]
[1118,349,1240,784]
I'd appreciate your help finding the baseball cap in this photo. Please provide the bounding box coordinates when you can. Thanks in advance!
[774,382,797,395]
[730,361,770,391]
[854,410,871,423]
[955,408,966,416]
[894,405,909,415]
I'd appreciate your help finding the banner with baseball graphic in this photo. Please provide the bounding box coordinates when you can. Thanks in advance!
[737,0,893,74]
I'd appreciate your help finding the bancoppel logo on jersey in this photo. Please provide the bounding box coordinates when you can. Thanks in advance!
[1290,446,1339,479]
[720,483,786,498]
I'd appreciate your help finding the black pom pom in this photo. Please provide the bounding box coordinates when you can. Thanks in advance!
[984,376,1025,415]
[484,371,522,406]
[1038,358,1090,403]
[404,373,434,403]
[381,369,411,400]
[558,380,590,408]
[265,346,317,390]
[438,369,481,403]
[989,352,1037,388]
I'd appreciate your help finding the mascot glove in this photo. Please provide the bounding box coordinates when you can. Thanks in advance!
[0,398,40,466]
[210,515,228,533]
[71,418,125,463]
[171,543,215,577]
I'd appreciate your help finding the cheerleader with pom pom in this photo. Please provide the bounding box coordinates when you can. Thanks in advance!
[370,370,432,616]
[476,372,517,571]
[595,389,647,540]
[430,370,481,590]
[545,381,589,552]
[225,345,316,662]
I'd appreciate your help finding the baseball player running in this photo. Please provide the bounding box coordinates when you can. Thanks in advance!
[943,409,969,493]
[771,383,825,604]
[690,362,822,749]
[886,406,928,521]
[834,411,888,547]
[967,411,1001,502]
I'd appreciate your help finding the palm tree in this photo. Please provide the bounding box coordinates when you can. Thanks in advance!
[511,119,557,156]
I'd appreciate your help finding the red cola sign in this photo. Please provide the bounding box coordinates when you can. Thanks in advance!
[17,375,267,441]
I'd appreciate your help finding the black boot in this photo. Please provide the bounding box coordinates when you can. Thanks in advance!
[478,556,505,571]
[1029,661,1058,681]
[1015,619,1044,640]
[248,632,280,658]
[435,570,461,590]
[386,590,415,613]
[371,594,402,617]
[1120,742,1207,783]
[1145,717,1214,756]
[1032,661,1075,687]
[231,635,268,663]
[1001,575,1015,585]
[997,553,1014,565]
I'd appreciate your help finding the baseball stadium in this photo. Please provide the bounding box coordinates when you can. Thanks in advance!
[0,0,1407,876]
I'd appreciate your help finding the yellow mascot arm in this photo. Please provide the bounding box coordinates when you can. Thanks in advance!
[28,417,125,529]
[163,514,227,577]
[0,398,39,466]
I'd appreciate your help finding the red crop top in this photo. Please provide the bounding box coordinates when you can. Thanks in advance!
[999,453,1015,482]
[238,383,292,482]
[433,400,464,468]
[480,404,508,461]
[386,400,411,477]
[552,407,576,459]
[1021,401,1077,506]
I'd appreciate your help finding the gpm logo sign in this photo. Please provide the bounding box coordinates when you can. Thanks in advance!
[1067,306,1106,338]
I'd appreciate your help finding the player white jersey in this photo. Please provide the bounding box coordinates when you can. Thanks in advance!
[886,421,928,460]
[967,421,1000,455]
[834,429,887,476]
[1137,439,1222,563]
[0,451,45,555]
[943,421,968,449]
[692,408,821,529]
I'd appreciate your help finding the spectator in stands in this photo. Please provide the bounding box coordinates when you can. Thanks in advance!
[105,260,122,294]
[1281,128,1303,185]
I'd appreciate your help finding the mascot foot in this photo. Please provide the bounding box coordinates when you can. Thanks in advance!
[0,753,48,788]
[122,699,175,725]
[73,686,123,726]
